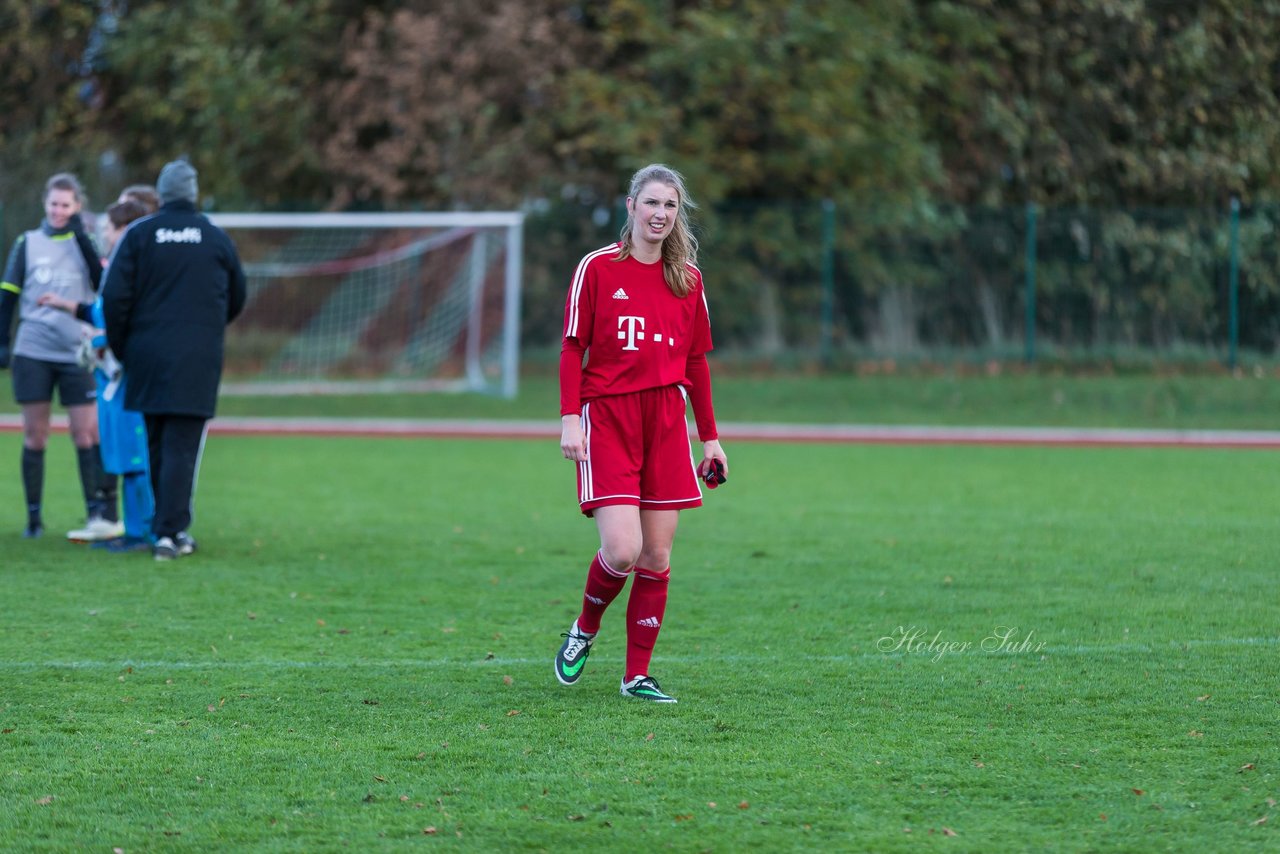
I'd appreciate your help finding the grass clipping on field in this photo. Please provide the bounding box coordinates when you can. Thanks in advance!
[0,433,1276,848]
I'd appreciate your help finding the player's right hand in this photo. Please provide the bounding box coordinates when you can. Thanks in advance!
[37,293,76,313]
[560,414,588,462]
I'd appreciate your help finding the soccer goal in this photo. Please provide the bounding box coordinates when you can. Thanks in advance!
[208,212,523,398]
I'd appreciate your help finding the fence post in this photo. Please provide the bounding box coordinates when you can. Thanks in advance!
[1024,202,1037,364]
[1228,196,1240,371]
[820,198,835,367]
[613,200,627,236]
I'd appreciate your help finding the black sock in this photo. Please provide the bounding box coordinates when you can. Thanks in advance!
[76,446,106,518]
[94,446,120,523]
[21,447,44,525]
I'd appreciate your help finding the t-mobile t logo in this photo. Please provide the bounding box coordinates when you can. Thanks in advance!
[617,315,645,350]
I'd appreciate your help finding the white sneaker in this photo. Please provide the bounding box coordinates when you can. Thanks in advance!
[153,537,179,562]
[554,621,595,686]
[175,531,198,556]
[67,517,125,543]
[620,675,678,703]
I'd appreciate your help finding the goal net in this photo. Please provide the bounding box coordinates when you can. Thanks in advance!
[207,212,523,398]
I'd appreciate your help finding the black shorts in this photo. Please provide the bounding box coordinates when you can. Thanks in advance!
[11,354,97,407]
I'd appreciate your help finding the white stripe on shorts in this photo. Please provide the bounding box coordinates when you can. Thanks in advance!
[578,401,592,503]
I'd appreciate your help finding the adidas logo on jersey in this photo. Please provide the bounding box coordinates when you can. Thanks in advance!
[635,616,661,628]
[612,288,629,300]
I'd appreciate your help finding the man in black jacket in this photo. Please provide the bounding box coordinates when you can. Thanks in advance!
[102,159,247,561]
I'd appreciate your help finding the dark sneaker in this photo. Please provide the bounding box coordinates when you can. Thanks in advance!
[97,536,152,553]
[23,521,44,539]
[175,531,197,556]
[554,621,595,685]
[620,675,677,703]
[153,537,179,562]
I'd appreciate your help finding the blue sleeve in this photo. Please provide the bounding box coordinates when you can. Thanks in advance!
[0,289,16,349]
[1,234,24,290]
[70,301,95,324]
[0,236,24,348]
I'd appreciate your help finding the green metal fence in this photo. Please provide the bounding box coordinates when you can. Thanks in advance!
[523,200,1280,367]
[5,193,1271,367]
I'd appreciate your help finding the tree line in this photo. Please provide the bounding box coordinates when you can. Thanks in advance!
[6,0,1276,211]
[3,1,1278,353]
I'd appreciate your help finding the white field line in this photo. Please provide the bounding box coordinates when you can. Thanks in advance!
[3,414,1280,448]
[1,637,1275,672]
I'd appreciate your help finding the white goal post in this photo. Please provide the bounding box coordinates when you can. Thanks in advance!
[207,211,523,398]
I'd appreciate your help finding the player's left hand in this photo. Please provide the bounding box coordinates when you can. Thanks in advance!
[699,440,727,483]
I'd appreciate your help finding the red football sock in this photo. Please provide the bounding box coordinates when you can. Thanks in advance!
[577,551,629,634]
[625,566,670,679]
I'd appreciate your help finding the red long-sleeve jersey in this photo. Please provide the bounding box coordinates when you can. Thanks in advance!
[560,243,717,440]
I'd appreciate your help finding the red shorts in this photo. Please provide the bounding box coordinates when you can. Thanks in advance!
[576,385,702,516]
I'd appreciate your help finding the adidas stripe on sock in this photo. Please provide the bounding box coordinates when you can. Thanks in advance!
[577,551,629,634]
[625,566,670,679]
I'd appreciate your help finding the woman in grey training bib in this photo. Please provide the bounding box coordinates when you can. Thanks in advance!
[0,173,113,539]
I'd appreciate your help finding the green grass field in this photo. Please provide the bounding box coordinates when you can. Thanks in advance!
[2,426,1277,850]
[4,372,1280,428]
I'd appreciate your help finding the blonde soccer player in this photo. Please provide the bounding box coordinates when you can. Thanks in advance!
[555,164,728,703]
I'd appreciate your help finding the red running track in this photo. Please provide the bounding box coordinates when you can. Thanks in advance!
[3,415,1280,449]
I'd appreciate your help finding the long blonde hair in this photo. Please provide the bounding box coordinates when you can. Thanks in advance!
[616,163,699,297]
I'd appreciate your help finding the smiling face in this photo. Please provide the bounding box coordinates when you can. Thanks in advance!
[44,188,81,230]
[626,180,680,256]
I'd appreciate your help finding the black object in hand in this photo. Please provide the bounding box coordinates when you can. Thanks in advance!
[703,459,726,489]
